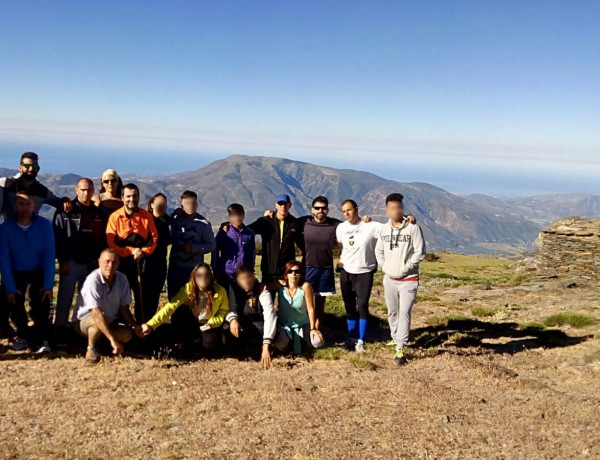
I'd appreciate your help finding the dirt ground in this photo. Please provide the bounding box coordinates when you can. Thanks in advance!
[1,252,599,459]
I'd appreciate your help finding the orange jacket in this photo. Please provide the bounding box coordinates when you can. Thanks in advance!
[106,207,158,258]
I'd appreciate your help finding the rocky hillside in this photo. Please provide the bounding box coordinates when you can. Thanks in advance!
[18,154,546,253]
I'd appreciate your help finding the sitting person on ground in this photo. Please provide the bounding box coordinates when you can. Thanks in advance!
[72,248,142,363]
[140,263,228,356]
[0,191,56,353]
[263,261,324,356]
[224,264,287,362]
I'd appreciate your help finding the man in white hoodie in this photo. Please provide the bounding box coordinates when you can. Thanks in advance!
[375,193,426,365]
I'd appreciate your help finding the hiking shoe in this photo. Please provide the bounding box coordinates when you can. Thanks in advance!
[355,340,366,353]
[11,338,30,351]
[393,349,407,366]
[35,341,51,354]
[85,346,100,363]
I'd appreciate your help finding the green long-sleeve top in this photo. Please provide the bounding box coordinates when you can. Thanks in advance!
[146,282,229,330]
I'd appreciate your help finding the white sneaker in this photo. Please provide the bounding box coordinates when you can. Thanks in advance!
[36,341,51,354]
[355,340,366,353]
[11,338,30,351]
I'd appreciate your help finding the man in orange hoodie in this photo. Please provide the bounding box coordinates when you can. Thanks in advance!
[106,183,158,322]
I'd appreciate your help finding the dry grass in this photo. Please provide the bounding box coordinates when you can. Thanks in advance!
[2,252,600,459]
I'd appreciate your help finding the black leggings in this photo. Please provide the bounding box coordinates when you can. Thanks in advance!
[340,269,375,320]
[170,305,222,351]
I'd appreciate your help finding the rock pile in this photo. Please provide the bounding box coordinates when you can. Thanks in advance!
[517,217,600,280]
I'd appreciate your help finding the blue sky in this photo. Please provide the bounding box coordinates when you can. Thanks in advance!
[0,1,598,196]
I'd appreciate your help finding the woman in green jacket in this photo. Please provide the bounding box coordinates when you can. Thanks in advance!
[141,263,228,353]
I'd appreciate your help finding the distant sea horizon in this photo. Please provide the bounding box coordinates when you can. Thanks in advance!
[0,140,598,198]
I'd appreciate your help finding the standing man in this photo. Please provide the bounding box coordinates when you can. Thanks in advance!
[0,191,55,352]
[375,193,426,366]
[212,203,255,288]
[106,183,158,322]
[336,199,381,352]
[53,178,107,342]
[298,196,341,332]
[72,248,141,363]
[168,190,216,297]
[0,151,69,218]
[246,193,304,283]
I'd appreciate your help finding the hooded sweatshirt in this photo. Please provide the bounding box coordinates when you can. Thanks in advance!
[375,219,426,279]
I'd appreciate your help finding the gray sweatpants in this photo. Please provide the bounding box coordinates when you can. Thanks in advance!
[383,276,419,350]
[55,261,90,327]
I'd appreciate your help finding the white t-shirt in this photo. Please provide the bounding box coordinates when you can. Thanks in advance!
[74,268,132,322]
[336,220,382,274]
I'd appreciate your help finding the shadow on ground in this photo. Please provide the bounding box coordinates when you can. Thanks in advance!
[409,318,589,354]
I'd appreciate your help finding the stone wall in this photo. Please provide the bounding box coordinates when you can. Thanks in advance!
[518,217,600,280]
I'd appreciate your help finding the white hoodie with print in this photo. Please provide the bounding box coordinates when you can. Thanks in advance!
[375,219,426,279]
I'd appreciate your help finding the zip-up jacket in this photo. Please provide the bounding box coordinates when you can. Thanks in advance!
[248,214,304,279]
[169,213,216,269]
[53,198,107,265]
[212,223,255,279]
[0,214,56,293]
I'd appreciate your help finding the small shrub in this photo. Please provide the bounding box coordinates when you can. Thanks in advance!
[314,347,346,360]
[425,315,446,326]
[424,252,440,262]
[471,306,498,317]
[347,356,378,371]
[542,312,599,328]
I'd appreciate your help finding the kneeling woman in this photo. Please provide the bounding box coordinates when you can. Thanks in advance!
[264,261,324,357]
[141,263,228,353]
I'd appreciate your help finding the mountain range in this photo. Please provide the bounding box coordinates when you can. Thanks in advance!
[2,155,598,253]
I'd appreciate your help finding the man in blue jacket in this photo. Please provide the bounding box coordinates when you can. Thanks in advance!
[0,191,56,352]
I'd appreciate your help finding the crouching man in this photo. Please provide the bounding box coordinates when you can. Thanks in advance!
[224,264,288,366]
[72,248,142,363]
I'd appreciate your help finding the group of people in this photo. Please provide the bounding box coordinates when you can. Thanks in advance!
[0,151,426,367]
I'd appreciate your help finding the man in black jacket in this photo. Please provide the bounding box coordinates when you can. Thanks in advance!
[246,193,304,283]
[52,178,106,339]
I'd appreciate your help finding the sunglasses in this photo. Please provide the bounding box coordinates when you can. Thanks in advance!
[195,272,212,278]
[276,201,289,206]
[288,269,301,275]
[313,206,328,211]
[103,179,117,184]
[21,163,40,170]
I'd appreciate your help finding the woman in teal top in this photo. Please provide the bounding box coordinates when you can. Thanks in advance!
[265,261,324,355]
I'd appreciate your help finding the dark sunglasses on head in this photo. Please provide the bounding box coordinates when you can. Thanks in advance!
[289,269,301,275]
[21,163,40,170]
[313,206,328,211]
[103,179,117,184]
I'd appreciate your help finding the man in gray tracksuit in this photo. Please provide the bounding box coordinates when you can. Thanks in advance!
[375,193,426,365]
